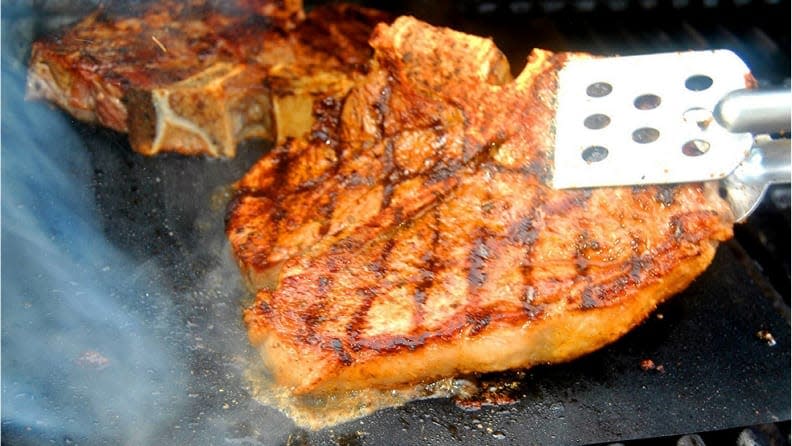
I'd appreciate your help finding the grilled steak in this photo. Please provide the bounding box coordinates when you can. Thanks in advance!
[227,17,513,289]
[232,17,734,395]
[26,1,388,157]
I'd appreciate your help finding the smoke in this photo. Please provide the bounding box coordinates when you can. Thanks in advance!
[1,14,191,446]
[0,8,300,444]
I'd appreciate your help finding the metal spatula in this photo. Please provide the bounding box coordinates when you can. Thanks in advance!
[552,50,791,222]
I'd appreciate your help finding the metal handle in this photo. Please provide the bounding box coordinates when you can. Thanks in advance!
[722,137,790,222]
[752,138,792,184]
[713,88,791,134]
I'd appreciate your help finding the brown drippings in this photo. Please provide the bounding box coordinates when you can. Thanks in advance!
[245,357,536,430]
[452,375,522,411]
[245,364,465,430]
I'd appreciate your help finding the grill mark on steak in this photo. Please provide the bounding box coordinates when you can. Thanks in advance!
[467,312,492,336]
[425,133,504,188]
[510,204,544,319]
[465,227,497,335]
[630,232,644,255]
[317,190,338,237]
[669,214,688,241]
[272,140,295,185]
[374,83,392,139]
[310,96,345,156]
[654,184,677,207]
[346,238,397,347]
[244,141,296,262]
[374,81,399,211]
[294,171,333,194]
[509,215,540,247]
[580,286,598,310]
[329,338,353,366]
[574,231,598,274]
[346,287,379,351]
[467,228,491,291]
[317,275,333,295]
[353,332,433,353]
[424,158,463,185]
[629,255,649,283]
[381,140,397,209]
[520,285,543,319]
[258,299,273,315]
[292,273,335,347]
[365,238,396,280]
[412,209,441,328]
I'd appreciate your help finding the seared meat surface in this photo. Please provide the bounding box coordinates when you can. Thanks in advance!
[26,1,388,156]
[232,17,734,395]
[228,18,512,288]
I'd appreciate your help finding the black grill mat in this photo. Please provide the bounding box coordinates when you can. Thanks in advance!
[93,132,792,446]
[93,136,792,444]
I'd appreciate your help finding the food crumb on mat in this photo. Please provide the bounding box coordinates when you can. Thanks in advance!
[756,329,777,346]
[640,358,665,373]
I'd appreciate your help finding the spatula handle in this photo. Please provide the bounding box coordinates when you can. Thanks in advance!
[713,88,791,135]
[752,138,791,185]
[722,137,790,222]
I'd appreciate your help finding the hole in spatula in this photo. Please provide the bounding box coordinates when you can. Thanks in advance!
[582,146,609,163]
[634,94,661,110]
[682,139,711,156]
[683,108,713,130]
[584,114,611,129]
[586,82,612,98]
[685,75,713,91]
[718,184,728,199]
[632,127,660,144]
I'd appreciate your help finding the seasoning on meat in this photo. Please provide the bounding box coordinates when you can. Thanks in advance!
[229,16,734,395]
[26,1,389,157]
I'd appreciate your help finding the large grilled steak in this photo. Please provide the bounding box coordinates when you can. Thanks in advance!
[26,1,388,157]
[230,17,734,395]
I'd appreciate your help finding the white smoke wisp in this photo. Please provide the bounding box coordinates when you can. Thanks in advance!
[0,14,298,444]
[1,29,190,445]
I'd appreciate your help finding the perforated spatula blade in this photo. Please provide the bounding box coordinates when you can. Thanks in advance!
[552,50,791,221]
[552,50,756,190]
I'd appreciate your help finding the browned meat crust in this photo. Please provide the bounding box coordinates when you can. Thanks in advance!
[231,17,734,394]
[227,17,513,288]
[26,1,389,157]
